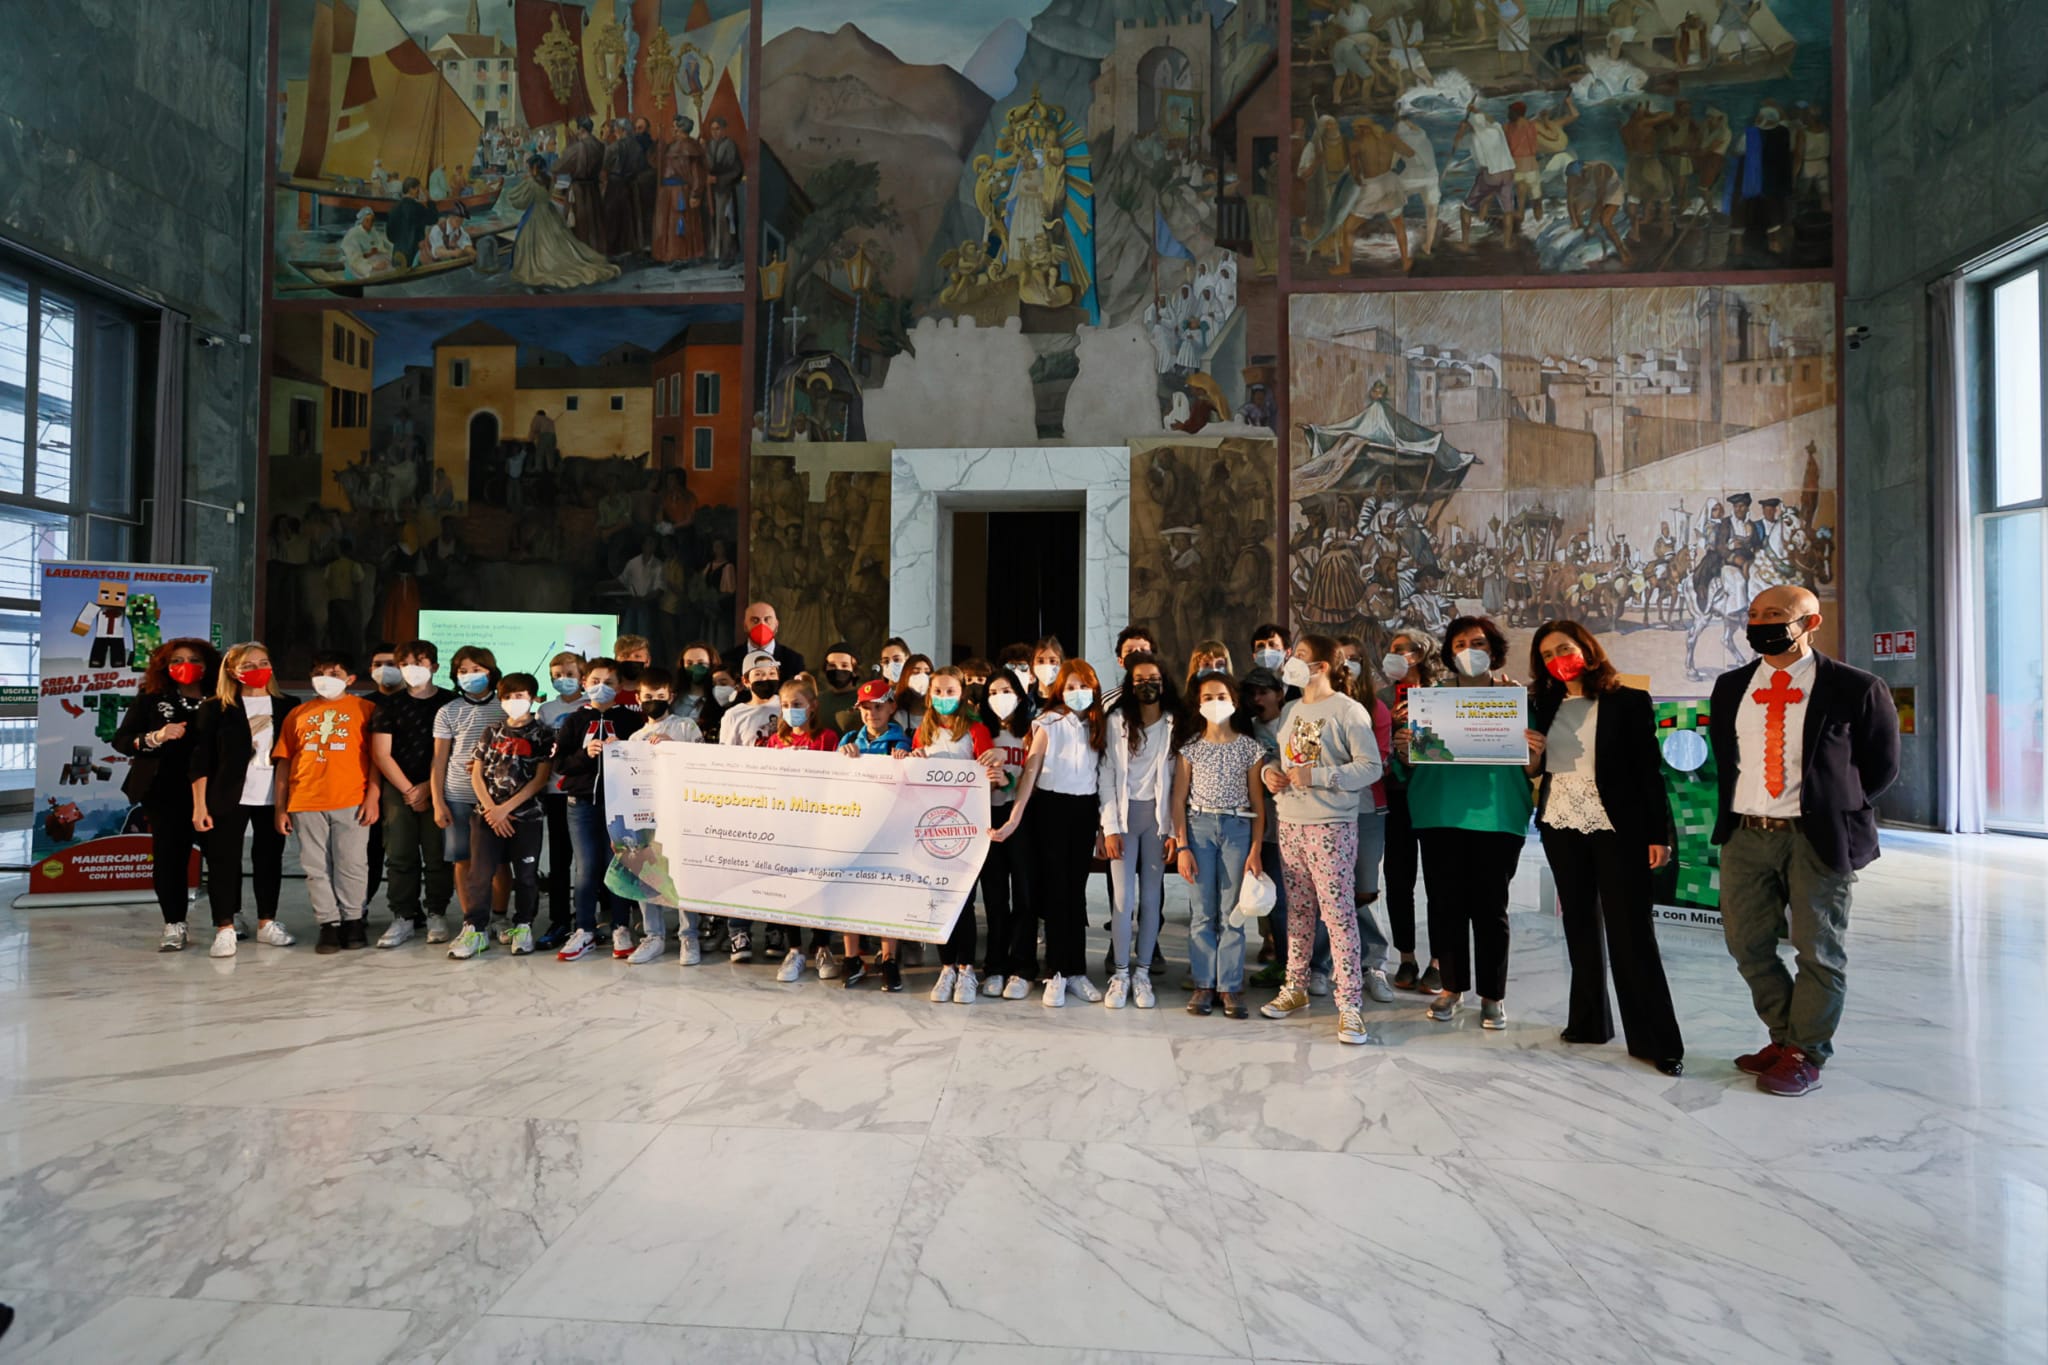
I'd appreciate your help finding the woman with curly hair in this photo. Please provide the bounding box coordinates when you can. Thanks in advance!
[112,638,221,950]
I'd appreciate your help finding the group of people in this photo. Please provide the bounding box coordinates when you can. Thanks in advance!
[113,583,1896,1097]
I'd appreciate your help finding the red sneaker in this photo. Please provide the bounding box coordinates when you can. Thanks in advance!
[1734,1041,1789,1075]
[1756,1050,1823,1097]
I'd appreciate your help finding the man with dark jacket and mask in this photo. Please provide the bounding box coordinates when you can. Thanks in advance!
[1708,584,1900,1098]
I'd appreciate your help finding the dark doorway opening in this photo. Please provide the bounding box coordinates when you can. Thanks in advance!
[952,508,1083,661]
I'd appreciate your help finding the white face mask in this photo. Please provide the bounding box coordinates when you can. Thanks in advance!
[906,673,929,696]
[1344,659,1363,678]
[502,696,533,719]
[1062,687,1095,711]
[1279,657,1312,689]
[1381,653,1411,682]
[1454,647,1493,678]
[1033,662,1059,688]
[1253,647,1285,671]
[987,692,1020,720]
[712,684,738,706]
[310,675,348,699]
[1199,698,1236,725]
[400,663,434,688]
[882,658,905,683]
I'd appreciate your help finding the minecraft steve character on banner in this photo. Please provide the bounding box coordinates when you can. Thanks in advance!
[70,578,131,668]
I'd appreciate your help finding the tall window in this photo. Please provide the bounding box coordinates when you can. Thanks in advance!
[0,256,147,791]
[692,427,712,470]
[1979,264,2048,830]
[695,371,720,415]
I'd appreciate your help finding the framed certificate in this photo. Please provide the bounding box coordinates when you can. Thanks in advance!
[1406,686,1530,765]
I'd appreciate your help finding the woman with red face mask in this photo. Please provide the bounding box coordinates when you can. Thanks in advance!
[1525,619,1685,1075]
[113,638,222,950]
[189,642,299,957]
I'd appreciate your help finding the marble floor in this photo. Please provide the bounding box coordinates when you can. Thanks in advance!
[0,830,2044,1364]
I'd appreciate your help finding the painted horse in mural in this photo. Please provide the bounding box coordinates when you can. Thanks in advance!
[1683,552,1755,682]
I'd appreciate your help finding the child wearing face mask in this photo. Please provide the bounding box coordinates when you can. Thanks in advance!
[993,659,1107,1007]
[1027,637,1066,708]
[535,651,586,948]
[673,641,719,724]
[975,673,1034,999]
[433,646,506,937]
[834,679,914,989]
[1378,633,1441,992]
[368,640,458,947]
[275,651,383,954]
[620,667,705,965]
[1100,652,1183,1009]
[550,659,645,961]
[877,637,912,689]
[451,674,556,959]
[758,678,840,981]
[893,653,935,734]
[1171,671,1268,1018]
[818,641,862,733]
[913,668,998,1004]
[611,634,652,705]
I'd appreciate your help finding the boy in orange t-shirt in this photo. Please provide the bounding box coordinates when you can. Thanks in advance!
[275,650,383,953]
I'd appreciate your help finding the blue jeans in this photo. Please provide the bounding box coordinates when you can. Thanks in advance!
[1188,811,1253,992]
[567,795,624,934]
[1109,800,1166,972]
[1265,839,1332,976]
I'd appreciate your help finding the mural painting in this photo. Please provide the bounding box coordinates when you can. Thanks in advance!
[273,0,750,300]
[745,444,893,670]
[1129,437,1279,660]
[264,304,743,677]
[1290,0,1833,279]
[757,0,1284,444]
[1288,283,1837,696]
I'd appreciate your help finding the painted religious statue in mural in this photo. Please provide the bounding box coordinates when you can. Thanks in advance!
[943,89,1099,320]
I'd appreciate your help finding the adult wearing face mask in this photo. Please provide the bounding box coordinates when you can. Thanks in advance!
[1395,615,1535,1032]
[720,601,806,681]
[1527,620,1684,1076]
[113,638,221,950]
[1708,585,1898,1098]
[672,641,719,724]
[819,640,863,733]
[1379,631,1440,991]
[368,640,457,947]
[189,643,297,956]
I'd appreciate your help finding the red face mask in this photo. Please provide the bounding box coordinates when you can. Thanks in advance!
[1545,653,1588,683]
[747,621,775,648]
[167,661,205,685]
[237,666,274,688]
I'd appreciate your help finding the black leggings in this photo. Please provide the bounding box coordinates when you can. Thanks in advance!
[145,798,201,925]
[978,802,1029,976]
[543,792,572,932]
[1013,790,1095,979]
[205,803,286,929]
[1384,786,1423,954]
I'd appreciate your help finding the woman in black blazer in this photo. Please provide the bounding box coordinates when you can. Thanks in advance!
[188,642,297,956]
[112,639,221,950]
[1524,620,1684,1074]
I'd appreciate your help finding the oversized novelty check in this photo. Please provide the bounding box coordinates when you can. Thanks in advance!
[1405,686,1531,765]
[607,741,992,944]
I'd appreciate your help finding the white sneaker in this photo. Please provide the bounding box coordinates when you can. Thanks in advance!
[628,935,666,965]
[1308,970,1333,997]
[448,926,488,960]
[612,926,636,959]
[954,967,979,1004]
[982,973,1007,999]
[1002,975,1031,1001]
[210,926,237,958]
[557,929,596,962]
[777,947,806,982]
[1067,973,1103,1003]
[1104,969,1130,1009]
[1042,974,1068,1008]
[1366,967,1394,1003]
[1132,968,1157,1010]
[159,922,187,952]
[425,913,451,944]
[812,946,836,976]
[255,921,294,947]
[680,935,702,966]
[376,918,416,949]
[931,965,958,1002]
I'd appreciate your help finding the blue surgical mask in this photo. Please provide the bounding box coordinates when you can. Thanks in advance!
[458,671,491,694]
[552,675,580,696]
[784,706,809,728]
[373,664,402,688]
[932,696,961,716]
[587,683,617,706]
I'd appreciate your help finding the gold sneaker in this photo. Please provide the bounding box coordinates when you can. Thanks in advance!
[1259,983,1311,1019]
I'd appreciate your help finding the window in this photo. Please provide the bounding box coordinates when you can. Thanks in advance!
[450,358,469,389]
[1993,269,2044,507]
[565,394,580,412]
[331,324,345,362]
[692,427,713,470]
[498,83,509,97]
[672,374,684,416]
[609,393,624,412]
[475,84,486,101]
[694,371,720,415]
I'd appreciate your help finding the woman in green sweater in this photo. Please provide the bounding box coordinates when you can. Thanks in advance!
[1393,615,1535,1030]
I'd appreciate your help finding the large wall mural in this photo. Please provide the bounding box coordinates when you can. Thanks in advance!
[272,0,751,300]
[1289,0,1833,280]
[746,444,894,670]
[263,304,742,676]
[1288,284,1837,696]
[756,0,1284,444]
[1129,436,1280,661]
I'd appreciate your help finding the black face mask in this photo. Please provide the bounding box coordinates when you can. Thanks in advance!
[964,682,989,709]
[1132,681,1163,704]
[1744,619,1805,658]
[824,668,856,691]
[686,663,711,683]
[640,699,671,720]
[749,679,779,700]
[618,662,644,683]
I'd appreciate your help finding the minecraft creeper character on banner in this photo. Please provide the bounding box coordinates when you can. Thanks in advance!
[1652,699,1719,910]
[71,578,132,668]
[127,593,162,671]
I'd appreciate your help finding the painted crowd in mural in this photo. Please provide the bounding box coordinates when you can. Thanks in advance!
[259,0,1840,699]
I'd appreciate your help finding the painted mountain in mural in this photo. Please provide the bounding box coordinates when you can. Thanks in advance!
[760,23,993,295]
